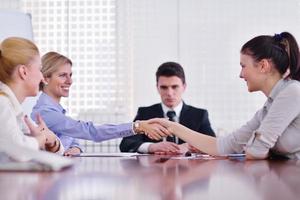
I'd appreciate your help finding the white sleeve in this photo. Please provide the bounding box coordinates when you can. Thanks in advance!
[55,137,65,155]
[246,84,300,158]
[217,109,262,154]
[0,97,39,151]
[137,142,153,153]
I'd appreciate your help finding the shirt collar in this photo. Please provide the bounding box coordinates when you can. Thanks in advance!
[37,92,66,114]
[161,101,183,117]
[0,82,23,116]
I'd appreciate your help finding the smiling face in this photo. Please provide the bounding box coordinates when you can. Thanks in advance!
[157,76,186,108]
[44,63,72,103]
[239,53,265,92]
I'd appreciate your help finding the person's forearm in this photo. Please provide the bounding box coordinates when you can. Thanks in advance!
[170,122,219,156]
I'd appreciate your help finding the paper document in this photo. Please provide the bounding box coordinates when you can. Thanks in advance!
[75,152,144,157]
[170,153,215,160]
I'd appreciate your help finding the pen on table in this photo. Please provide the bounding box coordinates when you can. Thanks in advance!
[226,153,246,158]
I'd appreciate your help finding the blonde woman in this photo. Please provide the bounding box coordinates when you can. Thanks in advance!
[0,37,64,161]
[31,52,170,156]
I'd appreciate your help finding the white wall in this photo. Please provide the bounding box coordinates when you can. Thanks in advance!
[0,0,300,145]
[0,9,37,117]
[119,0,300,134]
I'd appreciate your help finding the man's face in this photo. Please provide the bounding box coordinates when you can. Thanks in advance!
[157,76,186,108]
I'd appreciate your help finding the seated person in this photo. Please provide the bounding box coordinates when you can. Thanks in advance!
[120,62,215,154]
[31,52,170,156]
[151,32,300,160]
[0,37,63,161]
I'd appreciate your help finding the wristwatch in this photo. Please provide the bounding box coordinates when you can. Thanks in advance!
[133,120,142,134]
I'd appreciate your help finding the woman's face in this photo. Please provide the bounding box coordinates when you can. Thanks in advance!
[26,54,44,96]
[44,63,72,102]
[239,53,265,92]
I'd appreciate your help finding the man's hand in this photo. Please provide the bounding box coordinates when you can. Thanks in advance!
[187,144,203,153]
[149,142,181,154]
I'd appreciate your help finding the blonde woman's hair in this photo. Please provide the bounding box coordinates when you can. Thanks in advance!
[0,37,39,84]
[40,51,72,90]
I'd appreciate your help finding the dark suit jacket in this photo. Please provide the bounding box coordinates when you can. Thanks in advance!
[119,103,215,152]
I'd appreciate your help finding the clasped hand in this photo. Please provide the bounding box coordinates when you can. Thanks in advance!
[138,118,175,140]
[137,119,171,140]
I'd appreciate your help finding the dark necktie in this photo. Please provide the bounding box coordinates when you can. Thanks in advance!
[166,111,177,143]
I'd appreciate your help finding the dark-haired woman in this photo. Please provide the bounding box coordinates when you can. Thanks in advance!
[151,32,300,160]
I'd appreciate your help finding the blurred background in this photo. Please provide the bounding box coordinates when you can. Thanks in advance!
[1,0,300,152]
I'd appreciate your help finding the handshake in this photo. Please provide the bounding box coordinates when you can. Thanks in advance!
[133,118,201,155]
[133,118,175,140]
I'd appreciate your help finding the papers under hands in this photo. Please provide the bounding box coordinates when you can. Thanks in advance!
[74,152,145,157]
[170,152,246,160]
[170,153,216,160]
[0,142,74,172]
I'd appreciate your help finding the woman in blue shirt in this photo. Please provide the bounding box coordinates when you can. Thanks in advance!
[31,52,170,156]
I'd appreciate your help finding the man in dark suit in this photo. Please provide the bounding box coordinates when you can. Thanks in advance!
[120,62,215,154]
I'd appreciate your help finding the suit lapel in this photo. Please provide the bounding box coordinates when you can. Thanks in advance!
[156,104,165,118]
[178,103,192,144]
[179,102,189,125]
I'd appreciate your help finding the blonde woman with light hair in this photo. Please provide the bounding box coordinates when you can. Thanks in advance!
[0,37,64,161]
[32,51,171,156]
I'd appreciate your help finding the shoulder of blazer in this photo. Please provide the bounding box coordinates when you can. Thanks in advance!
[181,103,208,116]
[136,103,164,119]
[138,103,162,112]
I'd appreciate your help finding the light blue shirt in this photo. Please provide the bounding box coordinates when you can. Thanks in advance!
[31,93,135,149]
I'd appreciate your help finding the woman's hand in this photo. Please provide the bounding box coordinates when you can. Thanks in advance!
[24,114,60,152]
[64,147,81,157]
[147,118,174,131]
[24,114,47,149]
[137,119,172,140]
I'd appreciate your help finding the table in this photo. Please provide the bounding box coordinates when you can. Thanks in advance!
[1,155,300,200]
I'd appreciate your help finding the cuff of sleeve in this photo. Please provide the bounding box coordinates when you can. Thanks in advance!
[245,134,269,159]
[55,138,65,155]
[216,137,226,155]
[137,142,153,153]
[216,134,241,155]
[132,122,138,135]
[70,145,83,153]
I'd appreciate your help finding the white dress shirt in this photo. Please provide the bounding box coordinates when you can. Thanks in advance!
[0,82,64,161]
[138,101,183,153]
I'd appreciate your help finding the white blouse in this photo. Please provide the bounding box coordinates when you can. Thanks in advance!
[0,82,63,161]
[217,79,300,159]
